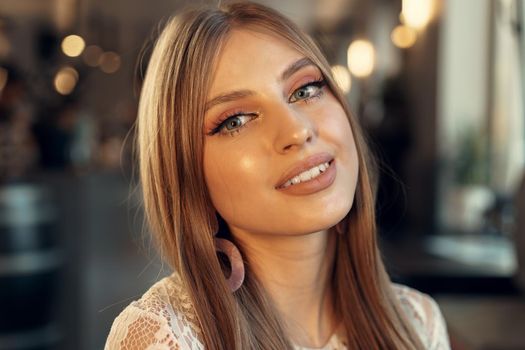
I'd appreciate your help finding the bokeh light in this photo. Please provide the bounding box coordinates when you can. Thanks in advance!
[391,25,417,49]
[99,52,121,74]
[61,35,85,57]
[54,66,78,95]
[401,0,434,30]
[347,39,375,78]
[82,45,103,67]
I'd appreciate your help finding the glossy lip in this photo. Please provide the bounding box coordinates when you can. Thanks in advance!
[275,152,334,189]
[276,159,336,195]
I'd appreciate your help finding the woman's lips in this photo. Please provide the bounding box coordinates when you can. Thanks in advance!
[275,152,334,188]
[276,159,336,196]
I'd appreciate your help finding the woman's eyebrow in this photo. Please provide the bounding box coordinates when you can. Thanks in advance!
[279,57,315,82]
[205,57,316,112]
[205,89,254,112]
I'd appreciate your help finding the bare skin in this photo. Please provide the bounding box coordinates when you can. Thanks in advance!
[203,29,358,347]
[236,228,339,347]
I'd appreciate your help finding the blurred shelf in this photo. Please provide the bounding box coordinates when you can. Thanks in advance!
[383,233,520,295]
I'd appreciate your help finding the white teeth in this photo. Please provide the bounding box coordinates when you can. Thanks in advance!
[299,171,311,182]
[281,161,331,188]
[309,167,320,178]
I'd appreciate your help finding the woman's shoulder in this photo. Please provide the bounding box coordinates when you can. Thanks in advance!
[392,283,451,350]
[104,272,205,350]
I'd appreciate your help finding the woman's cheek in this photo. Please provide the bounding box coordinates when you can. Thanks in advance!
[317,102,351,141]
[206,150,261,213]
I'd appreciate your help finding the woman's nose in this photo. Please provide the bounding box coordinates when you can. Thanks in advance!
[273,106,317,154]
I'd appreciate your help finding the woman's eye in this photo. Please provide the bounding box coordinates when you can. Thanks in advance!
[289,80,326,103]
[210,113,257,136]
[224,116,247,130]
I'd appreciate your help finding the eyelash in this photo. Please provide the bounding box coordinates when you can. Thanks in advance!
[208,78,327,137]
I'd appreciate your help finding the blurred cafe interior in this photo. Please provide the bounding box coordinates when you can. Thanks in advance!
[0,0,524,349]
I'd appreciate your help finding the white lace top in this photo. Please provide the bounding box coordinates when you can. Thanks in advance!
[105,273,451,350]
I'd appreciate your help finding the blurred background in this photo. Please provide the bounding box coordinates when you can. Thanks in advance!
[0,0,524,349]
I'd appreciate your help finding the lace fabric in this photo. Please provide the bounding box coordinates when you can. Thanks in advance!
[105,274,451,350]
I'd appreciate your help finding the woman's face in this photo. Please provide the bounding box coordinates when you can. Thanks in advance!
[203,29,359,237]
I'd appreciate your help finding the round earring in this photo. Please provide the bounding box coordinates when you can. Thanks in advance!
[335,221,346,235]
[214,237,245,292]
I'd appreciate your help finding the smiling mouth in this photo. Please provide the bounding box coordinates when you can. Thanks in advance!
[278,160,334,189]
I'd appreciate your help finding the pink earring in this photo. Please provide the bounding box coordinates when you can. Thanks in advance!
[214,237,245,292]
[335,221,345,235]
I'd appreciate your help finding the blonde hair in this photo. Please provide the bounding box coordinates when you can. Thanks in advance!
[137,1,425,349]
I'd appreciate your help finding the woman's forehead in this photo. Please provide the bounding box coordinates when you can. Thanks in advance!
[208,29,307,94]
[224,28,301,59]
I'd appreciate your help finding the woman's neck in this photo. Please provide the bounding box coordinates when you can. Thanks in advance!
[233,228,339,348]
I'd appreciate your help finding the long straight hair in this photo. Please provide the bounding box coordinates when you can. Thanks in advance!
[137,1,425,349]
